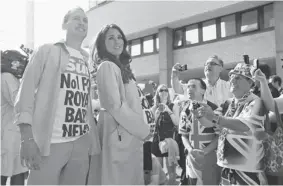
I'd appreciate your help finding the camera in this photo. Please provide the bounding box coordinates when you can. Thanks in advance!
[192,101,201,110]
[251,59,259,76]
[178,64,188,72]
[243,55,250,65]
[158,103,166,112]
[253,59,259,70]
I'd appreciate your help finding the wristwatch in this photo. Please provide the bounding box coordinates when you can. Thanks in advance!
[212,114,221,126]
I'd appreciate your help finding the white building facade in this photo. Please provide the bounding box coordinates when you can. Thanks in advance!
[84,1,283,86]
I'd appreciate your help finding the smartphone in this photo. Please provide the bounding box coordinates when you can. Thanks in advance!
[158,103,165,112]
[192,101,201,110]
[253,59,259,70]
[250,59,259,76]
[243,55,250,65]
[178,64,188,72]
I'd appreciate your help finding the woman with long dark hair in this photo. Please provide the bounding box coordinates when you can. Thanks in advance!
[90,24,151,185]
[151,84,179,184]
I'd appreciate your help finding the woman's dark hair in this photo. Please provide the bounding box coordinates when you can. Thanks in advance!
[90,24,135,84]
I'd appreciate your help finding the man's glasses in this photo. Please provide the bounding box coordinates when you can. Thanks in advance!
[204,62,222,67]
[159,89,168,93]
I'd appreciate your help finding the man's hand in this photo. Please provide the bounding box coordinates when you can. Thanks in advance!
[19,123,41,170]
[195,104,215,121]
[172,63,182,77]
[20,139,42,170]
[189,149,205,168]
[252,69,267,83]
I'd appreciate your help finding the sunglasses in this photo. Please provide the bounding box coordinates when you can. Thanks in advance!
[159,89,168,93]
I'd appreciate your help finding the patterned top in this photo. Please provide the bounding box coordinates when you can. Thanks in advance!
[178,100,218,149]
[216,93,266,172]
[204,78,232,107]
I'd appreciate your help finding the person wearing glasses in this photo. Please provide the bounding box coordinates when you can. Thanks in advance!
[151,84,179,185]
[172,55,231,107]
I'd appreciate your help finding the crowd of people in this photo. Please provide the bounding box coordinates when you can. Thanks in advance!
[1,6,283,186]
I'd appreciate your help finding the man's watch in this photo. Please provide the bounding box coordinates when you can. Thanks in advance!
[21,137,34,144]
[212,114,221,126]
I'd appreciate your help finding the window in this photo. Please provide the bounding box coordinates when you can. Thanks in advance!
[174,30,183,47]
[143,36,154,54]
[221,14,236,38]
[155,37,159,51]
[241,10,258,33]
[185,24,199,45]
[264,4,274,28]
[131,39,141,56]
[202,20,216,41]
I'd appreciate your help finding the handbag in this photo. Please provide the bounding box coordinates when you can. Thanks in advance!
[263,101,283,176]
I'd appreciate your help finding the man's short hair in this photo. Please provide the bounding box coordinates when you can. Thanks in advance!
[271,75,282,86]
[189,78,207,90]
[208,55,224,67]
[62,7,85,25]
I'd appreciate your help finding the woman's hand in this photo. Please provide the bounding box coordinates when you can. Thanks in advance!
[143,132,154,142]
[163,104,172,114]
[155,109,162,120]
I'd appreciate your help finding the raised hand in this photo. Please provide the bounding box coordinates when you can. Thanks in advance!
[252,69,267,83]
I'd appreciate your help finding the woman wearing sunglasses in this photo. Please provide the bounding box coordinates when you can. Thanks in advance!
[151,84,179,184]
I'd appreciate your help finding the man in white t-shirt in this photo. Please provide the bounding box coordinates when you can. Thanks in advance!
[15,7,101,185]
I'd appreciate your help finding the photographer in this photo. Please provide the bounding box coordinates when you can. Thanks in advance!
[151,84,179,185]
[195,63,267,185]
[171,55,231,107]
[178,78,220,185]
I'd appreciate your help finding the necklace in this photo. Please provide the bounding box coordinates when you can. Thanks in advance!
[227,91,251,118]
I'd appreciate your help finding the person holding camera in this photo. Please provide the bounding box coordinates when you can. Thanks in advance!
[178,78,220,185]
[171,55,231,107]
[194,63,267,185]
[151,84,179,185]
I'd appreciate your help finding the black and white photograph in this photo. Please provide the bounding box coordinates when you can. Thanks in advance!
[1,0,283,185]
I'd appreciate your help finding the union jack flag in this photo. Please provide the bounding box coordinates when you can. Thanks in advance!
[179,100,218,149]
